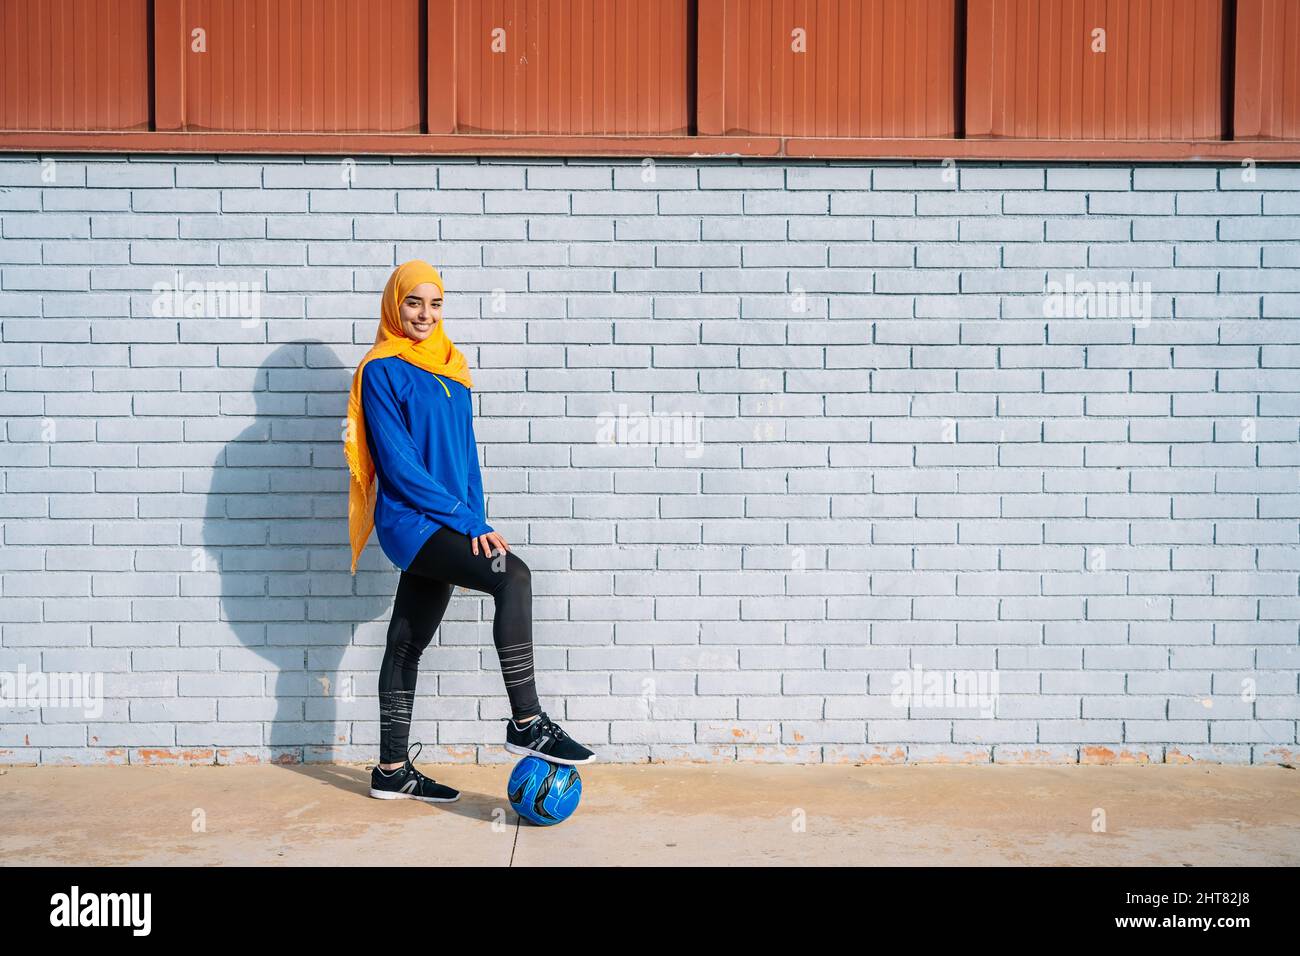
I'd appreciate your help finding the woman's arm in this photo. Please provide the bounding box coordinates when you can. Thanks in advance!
[361,362,493,538]
[466,408,492,533]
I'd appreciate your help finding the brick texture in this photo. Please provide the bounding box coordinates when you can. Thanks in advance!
[0,155,1297,767]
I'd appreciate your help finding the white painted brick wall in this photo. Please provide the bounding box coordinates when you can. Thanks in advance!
[1,154,1298,767]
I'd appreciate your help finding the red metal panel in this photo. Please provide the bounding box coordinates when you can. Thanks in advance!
[966,0,1225,140]
[428,0,458,134]
[1235,0,1300,139]
[0,0,151,131]
[705,0,959,138]
[450,0,691,135]
[154,0,185,132]
[175,0,424,132]
[697,0,726,134]
[5,0,1300,157]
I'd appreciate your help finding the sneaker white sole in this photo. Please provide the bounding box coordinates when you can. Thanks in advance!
[368,787,460,803]
[504,741,597,765]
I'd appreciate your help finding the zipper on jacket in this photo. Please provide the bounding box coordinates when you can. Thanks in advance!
[430,372,451,398]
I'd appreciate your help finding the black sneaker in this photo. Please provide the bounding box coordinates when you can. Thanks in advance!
[368,742,460,803]
[504,711,596,765]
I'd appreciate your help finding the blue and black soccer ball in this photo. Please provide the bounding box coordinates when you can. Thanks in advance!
[507,755,582,826]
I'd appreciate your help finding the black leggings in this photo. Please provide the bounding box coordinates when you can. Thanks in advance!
[377,525,540,764]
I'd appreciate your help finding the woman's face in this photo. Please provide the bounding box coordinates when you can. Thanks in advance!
[399,282,443,342]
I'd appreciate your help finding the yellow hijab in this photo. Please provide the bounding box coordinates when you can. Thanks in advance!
[344,260,474,575]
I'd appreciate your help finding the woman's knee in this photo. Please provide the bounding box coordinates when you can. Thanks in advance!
[383,617,432,668]
[496,554,531,594]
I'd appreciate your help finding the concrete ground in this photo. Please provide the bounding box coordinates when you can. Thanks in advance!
[1,762,1297,866]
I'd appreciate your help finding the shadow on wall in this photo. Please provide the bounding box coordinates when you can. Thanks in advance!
[204,341,391,779]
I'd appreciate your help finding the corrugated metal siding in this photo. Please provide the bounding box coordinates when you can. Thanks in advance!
[1236,0,1300,139]
[3,0,1299,155]
[452,0,692,135]
[966,0,1226,140]
[0,0,151,131]
[701,0,959,137]
[176,0,424,133]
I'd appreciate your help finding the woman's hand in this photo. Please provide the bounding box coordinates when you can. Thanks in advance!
[472,530,510,557]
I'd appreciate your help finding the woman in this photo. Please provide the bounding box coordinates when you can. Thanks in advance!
[344,259,596,804]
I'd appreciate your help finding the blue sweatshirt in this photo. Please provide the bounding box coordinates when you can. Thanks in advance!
[360,355,493,571]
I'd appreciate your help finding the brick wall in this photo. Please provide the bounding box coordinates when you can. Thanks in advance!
[1,155,1297,766]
